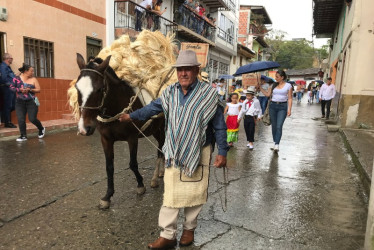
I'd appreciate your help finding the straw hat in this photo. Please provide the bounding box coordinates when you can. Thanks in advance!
[243,86,256,94]
[173,50,201,67]
[201,72,209,82]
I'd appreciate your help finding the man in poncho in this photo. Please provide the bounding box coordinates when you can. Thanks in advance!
[119,50,229,249]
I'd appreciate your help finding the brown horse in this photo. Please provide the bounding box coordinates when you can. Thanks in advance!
[74,53,165,209]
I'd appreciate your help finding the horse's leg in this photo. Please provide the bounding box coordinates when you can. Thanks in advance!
[99,137,115,209]
[151,127,165,188]
[128,136,146,195]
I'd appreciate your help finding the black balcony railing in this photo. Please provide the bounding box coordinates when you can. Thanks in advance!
[217,27,234,45]
[176,5,216,42]
[114,0,177,39]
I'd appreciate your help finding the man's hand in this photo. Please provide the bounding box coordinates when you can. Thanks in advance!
[213,155,226,168]
[118,113,131,122]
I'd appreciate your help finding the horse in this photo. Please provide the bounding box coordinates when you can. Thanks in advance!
[73,53,165,209]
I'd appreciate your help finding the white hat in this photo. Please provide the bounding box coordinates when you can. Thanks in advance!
[173,50,201,67]
[201,72,209,82]
[243,86,256,94]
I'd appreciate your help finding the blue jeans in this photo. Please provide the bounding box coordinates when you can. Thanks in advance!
[297,92,302,102]
[258,96,268,115]
[269,102,288,145]
[135,9,144,31]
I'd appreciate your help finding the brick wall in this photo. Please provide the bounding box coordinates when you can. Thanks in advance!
[10,78,73,123]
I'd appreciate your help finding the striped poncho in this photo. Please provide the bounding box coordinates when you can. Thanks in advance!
[160,80,219,177]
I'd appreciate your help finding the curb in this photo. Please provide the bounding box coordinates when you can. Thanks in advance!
[340,129,371,194]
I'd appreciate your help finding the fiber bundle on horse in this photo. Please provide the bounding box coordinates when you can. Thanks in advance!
[68,30,178,120]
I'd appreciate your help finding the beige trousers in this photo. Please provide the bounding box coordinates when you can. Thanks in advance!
[159,204,203,240]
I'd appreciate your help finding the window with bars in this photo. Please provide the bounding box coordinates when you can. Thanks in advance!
[24,37,54,78]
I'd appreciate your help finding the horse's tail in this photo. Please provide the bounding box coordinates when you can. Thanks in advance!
[67,79,80,121]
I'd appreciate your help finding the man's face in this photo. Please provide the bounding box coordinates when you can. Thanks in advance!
[177,66,199,89]
[4,55,13,65]
[327,79,332,85]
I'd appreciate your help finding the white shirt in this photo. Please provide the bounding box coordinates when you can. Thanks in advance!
[238,97,262,119]
[272,82,292,102]
[226,103,241,116]
[136,0,152,12]
[319,83,336,101]
[258,83,269,97]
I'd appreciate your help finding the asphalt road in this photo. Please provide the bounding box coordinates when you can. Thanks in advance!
[0,98,368,249]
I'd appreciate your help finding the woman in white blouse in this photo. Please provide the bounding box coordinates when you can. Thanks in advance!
[258,70,292,152]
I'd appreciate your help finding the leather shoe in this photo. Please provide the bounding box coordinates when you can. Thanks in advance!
[148,237,177,249]
[179,229,194,247]
[5,123,17,128]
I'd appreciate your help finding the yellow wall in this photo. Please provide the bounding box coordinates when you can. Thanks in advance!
[0,0,106,80]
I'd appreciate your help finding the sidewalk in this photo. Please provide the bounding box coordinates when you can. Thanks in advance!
[0,118,77,140]
[340,128,374,193]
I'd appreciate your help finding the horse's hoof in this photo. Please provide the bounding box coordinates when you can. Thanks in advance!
[150,179,159,188]
[99,199,111,209]
[137,186,146,195]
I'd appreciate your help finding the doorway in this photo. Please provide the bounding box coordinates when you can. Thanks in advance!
[86,37,102,61]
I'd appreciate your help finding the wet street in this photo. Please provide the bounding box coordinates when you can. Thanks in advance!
[0,98,368,250]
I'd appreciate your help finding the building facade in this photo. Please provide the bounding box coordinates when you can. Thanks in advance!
[111,0,239,84]
[313,0,374,128]
[0,0,106,122]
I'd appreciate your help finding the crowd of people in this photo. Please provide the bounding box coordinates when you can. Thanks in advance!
[178,0,216,39]
[0,53,45,141]
[200,69,336,153]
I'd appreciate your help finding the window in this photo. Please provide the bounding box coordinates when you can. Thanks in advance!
[218,62,229,76]
[24,37,54,78]
[218,14,234,44]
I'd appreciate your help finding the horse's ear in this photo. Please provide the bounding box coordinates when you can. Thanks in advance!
[77,53,86,70]
[96,55,111,73]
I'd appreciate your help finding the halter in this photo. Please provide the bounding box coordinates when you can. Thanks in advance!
[78,69,107,110]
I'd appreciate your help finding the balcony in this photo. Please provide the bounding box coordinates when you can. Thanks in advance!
[114,0,177,40]
[201,0,234,11]
[175,4,216,46]
[249,23,268,36]
[217,27,234,45]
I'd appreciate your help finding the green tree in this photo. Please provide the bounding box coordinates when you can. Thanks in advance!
[276,39,315,69]
[264,29,288,62]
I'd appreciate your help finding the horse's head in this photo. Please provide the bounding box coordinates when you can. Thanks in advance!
[75,53,111,136]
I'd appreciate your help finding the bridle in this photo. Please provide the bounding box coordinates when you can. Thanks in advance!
[78,68,108,110]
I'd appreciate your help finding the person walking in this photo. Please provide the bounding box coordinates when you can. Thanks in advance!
[10,64,45,141]
[296,84,303,103]
[0,53,17,128]
[257,75,269,114]
[319,77,336,119]
[224,92,241,147]
[238,86,262,150]
[118,50,229,249]
[258,70,292,152]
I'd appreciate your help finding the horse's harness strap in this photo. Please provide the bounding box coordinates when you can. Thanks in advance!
[96,88,141,123]
[80,68,104,78]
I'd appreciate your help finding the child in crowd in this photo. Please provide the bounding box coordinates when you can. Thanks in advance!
[238,86,262,150]
[224,93,241,147]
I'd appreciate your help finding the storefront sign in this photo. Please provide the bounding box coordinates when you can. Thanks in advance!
[242,73,258,88]
[181,42,209,68]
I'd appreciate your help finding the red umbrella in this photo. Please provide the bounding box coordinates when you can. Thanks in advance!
[295,80,306,85]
